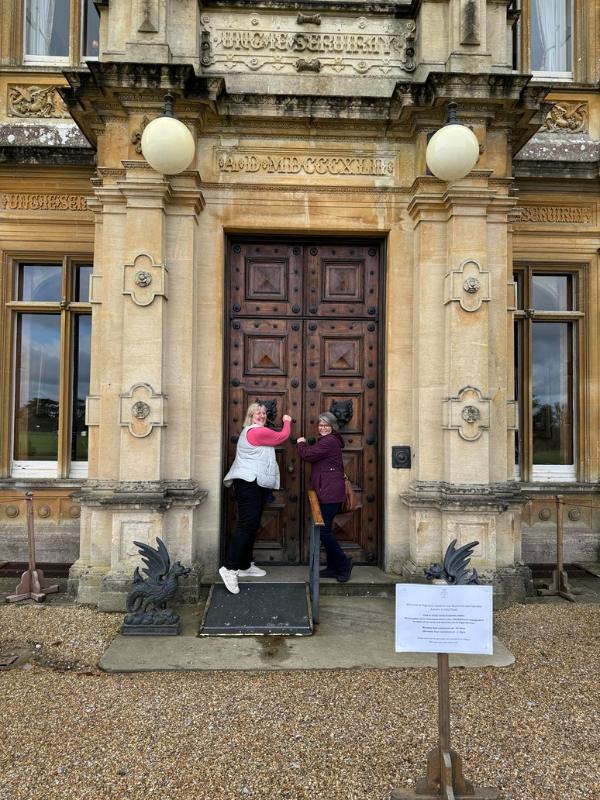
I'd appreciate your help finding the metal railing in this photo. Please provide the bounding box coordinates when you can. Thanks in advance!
[307,489,324,625]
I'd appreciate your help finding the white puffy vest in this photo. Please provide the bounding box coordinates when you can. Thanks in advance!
[223,425,280,489]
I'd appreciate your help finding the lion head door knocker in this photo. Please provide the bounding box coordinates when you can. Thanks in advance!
[329,399,353,430]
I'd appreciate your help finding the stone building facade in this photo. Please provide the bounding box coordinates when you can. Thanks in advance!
[1,0,599,609]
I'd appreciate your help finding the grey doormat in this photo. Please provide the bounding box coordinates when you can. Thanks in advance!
[199,582,313,636]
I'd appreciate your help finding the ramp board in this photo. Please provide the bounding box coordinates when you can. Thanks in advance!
[199,582,313,636]
[574,561,600,577]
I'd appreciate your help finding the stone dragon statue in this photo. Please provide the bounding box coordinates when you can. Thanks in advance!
[424,539,480,585]
[123,538,190,633]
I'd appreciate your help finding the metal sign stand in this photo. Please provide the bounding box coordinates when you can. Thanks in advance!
[6,493,59,603]
[537,495,576,602]
[391,651,497,800]
[391,541,498,800]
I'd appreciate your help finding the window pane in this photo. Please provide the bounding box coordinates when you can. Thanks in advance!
[532,322,574,465]
[532,274,573,311]
[531,0,572,72]
[25,0,70,57]
[71,315,91,461]
[82,0,100,57]
[17,264,62,301]
[14,314,61,461]
[74,264,92,302]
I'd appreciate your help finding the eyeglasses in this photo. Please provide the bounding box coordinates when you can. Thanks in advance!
[318,422,332,428]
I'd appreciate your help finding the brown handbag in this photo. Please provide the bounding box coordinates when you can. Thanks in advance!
[341,475,358,513]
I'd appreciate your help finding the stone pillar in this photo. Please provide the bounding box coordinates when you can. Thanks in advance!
[403,170,527,601]
[70,162,208,610]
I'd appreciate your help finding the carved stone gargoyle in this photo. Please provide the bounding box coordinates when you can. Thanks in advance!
[122,538,190,635]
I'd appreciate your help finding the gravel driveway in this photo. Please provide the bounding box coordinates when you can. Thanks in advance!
[1,602,599,800]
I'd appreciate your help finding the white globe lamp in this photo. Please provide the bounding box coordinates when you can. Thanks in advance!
[426,102,480,182]
[141,93,195,175]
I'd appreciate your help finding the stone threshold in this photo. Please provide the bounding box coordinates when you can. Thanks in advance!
[98,596,515,673]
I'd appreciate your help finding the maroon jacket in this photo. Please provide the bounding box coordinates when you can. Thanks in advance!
[297,432,345,503]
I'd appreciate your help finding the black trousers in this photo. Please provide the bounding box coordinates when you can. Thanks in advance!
[224,479,268,571]
[319,501,348,571]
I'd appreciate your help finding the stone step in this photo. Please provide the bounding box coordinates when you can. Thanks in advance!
[573,561,600,577]
[202,566,408,598]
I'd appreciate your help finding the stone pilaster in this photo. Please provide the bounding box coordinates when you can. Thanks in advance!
[71,162,208,610]
[404,171,527,592]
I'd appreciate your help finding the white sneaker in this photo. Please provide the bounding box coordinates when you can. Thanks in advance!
[219,566,239,594]
[237,562,267,577]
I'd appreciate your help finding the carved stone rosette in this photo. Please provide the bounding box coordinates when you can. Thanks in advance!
[444,258,490,312]
[443,385,490,441]
[119,383,167,438]
[123,253,167,306]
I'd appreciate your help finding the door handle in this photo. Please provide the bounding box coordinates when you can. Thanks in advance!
[287,465,295,473]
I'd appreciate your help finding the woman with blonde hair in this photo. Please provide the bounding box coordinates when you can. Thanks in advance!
[220,402,292,594]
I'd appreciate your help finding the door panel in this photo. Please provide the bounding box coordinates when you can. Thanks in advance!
[304,319,378,562]
[225,240,381,565]
[229,241,303,318]
[305,243,380,318]
[227,318,302,562]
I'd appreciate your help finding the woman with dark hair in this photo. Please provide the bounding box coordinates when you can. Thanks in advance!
[220,402,292,594]
[296,411,353,582]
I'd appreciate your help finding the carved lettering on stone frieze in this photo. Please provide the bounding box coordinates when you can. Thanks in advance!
[8,85,69,118]
[200,12,416,76]
[542,102,588,133]
[518,205,594,225]
[216,148,396,178]
[0,193,88,211]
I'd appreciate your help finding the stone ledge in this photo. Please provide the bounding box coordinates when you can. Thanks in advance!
[401,481,526,512]
[75,479,209,510]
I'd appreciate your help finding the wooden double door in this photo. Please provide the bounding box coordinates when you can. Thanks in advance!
[224,239,382,564]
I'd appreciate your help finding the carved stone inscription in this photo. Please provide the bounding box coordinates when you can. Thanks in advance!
[0,193,88,211]
[217,148,395,178]
[518,205,594,225]
[200,12,416,76]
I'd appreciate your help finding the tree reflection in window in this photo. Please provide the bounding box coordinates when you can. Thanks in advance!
[532,322,573,465]
[14,314,61,460]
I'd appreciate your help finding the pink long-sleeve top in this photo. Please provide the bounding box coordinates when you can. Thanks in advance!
[246,419,291,446]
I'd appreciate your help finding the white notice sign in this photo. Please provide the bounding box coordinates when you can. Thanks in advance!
[395,584,493,655]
